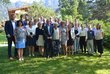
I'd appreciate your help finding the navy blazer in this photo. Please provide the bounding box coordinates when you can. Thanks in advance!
[4,20,16,37]
[44,25,54,40]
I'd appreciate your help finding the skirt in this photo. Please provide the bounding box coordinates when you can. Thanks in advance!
[26,36,35,46]
[36,35,44,46]
[67,39,73,46]
[16,39,26,48]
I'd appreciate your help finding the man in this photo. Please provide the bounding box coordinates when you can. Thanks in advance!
[86,25,94,55]
[20,14,27,27]
[44,19,54,58]
[4,14,17,60]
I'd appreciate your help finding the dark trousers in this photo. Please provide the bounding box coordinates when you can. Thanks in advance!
[45,39,53,58]
[80,36,86,53]
[96,39,103,54]
[52,40,60,56]
[7,36,17,58]
[94,39,97,53]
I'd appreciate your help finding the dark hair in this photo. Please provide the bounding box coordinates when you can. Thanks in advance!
[16,20,23,27]
[20,14,24,19]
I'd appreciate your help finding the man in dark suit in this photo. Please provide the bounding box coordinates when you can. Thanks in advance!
[44,20,54,58]
[4,14,17,60]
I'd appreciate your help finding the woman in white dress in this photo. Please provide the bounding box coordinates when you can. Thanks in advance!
[60,21,68,55]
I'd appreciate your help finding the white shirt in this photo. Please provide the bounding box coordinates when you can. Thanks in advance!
[11,21,16,30]
[48,26,50,34]
[95,29,103,40]
[80,29,87,36]
[53,28,60,40]
[26,25,35,35]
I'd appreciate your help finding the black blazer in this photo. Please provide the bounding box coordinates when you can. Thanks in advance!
[4,20,16,37]
[44,25,54,40]
[35,28,45,40]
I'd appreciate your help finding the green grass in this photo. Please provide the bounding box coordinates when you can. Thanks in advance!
[0,46,110,74]
[0,32,7,43]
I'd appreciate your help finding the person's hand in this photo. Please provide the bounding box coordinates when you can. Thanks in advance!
[47,37,50,39]
[7,34,11,38]
[49,37,52,39]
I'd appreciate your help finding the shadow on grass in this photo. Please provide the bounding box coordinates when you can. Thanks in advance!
[0,46,110,74]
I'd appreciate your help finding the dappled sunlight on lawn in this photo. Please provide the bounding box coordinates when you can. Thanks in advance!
[0,46,110,74]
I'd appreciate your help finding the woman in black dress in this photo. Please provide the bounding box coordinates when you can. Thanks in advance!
[67,24,75,55]
[35,22,45,56]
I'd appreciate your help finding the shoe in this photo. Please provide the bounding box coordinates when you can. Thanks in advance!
[21,58,24,61]
[29,54,31,57]
[32,54,35,57]
[19,58,22,61]
[9,57,14,60]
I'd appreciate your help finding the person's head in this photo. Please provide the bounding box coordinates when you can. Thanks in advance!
[16,20,23,27]
[88,25,92,30]
[46,19,51,26]
[34,19,37,25]
[10,14,16,21]
[28,20,33,27]
[37,22,42,29]
[81,25,84,30]
[96,23,101,30]
[60,21,65,28]
[20,14,25,20]
[53,22,58,28]
[43,18,46,23]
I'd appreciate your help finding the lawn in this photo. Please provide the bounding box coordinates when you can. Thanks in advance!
[0,31,7,43]
[0,46,110,74]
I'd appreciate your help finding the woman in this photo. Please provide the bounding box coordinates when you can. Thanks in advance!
[74,23,80,54]
[35,22,45,56]
[15,20,26,61]
[95,24,104,57]
[60,21,68,55]
[79,25,87,53]
[52,22,61,56]
[26,21,35,57]
[67,24,75,55]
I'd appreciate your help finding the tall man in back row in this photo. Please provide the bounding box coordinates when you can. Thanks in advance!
[4,14,17,60]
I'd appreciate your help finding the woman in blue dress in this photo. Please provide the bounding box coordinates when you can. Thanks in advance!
[15,20,27,61]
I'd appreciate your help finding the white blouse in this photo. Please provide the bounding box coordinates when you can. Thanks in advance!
[95,29,103,40]
[26,25,36,36]
[80,29,87,36]
[53,28,60,40]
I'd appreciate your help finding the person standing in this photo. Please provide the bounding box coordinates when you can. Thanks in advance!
[74,24,80,54]
[15,20,27,61]
[67,24,75,55]
[52,22,61,56]
[79,25,87,53]
[26,21,35,57]
[4,14,17,60]
[60,21,68,55]
[95,24,104,57]
[86,25,94,55]
[44,20,54,58]
[35,22,45,57]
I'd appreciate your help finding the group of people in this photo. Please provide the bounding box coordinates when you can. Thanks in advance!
[4,14,104,61]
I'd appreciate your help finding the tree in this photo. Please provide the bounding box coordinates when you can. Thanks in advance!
[0,0,10,21]
[28,2,56,19]
[59,0,79,20]
[78,0,91,21]
[92,0,110,21]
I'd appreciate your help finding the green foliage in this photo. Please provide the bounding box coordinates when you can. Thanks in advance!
[92,0,110,20]
[28,2,56,19]
[78,0,90,20]
[59,0,79,20]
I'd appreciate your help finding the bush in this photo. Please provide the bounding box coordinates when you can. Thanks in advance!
[103,35,110,49]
